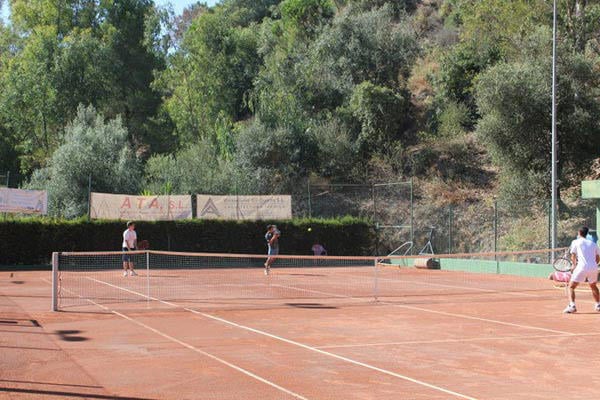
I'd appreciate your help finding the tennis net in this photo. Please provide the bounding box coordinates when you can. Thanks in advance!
[52,248,568,311]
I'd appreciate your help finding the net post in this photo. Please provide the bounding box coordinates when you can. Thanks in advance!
[51,252,59,311]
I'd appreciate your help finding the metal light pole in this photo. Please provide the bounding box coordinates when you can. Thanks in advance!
[551,0,558,256]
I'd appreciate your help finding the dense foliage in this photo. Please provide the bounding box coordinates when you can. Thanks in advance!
[1,0,599,214]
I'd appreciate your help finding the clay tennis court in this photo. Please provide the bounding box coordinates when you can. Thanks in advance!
[2,255,600,400]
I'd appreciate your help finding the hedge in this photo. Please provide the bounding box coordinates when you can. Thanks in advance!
[0,217,375,266]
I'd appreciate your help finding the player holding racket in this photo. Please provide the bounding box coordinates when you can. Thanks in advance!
[122,221,138,277]
[264,225,281,275]
[563,227,600,313]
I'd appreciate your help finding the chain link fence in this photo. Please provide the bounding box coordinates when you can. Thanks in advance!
[297,180,598,255]
[0,171,9,188]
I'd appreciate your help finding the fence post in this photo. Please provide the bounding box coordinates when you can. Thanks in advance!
[5,171,9,188]
[372,184,378,255]
[87,174,92,220]
[494,201,499,274]
[234,180,240,220]
[548,200,552,250]
[409,178,414,255]
[448,206,453,254]
[307,180,312,218]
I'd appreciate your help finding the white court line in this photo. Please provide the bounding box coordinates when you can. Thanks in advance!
[84,277,179,307]
[263,281,573,336]
[316,332,600,349]
[385,303,575,335]
[83,277,477,400]
[271,284,350,298]
[353,272,545,298]
[44,278,308,400]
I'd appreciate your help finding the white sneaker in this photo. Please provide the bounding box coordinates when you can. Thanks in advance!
[123,271,128,277]
[563,304,577,314]
[595,304,600,312]
[129,270,138,276]
[264,267,270,276]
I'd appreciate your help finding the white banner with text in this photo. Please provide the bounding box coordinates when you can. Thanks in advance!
[197,195,292,220]
[90,193,192,220]
[0,188,48,215]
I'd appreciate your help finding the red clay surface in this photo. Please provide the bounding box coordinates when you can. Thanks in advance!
[2,268,600,400]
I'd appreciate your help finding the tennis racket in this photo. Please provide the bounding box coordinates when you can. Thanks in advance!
[138,240,150,250]
[553,250,572,272]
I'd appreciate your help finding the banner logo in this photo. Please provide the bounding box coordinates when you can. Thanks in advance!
[199,197,221,217]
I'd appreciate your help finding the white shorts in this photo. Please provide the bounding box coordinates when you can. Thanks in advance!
[570,268,598,284]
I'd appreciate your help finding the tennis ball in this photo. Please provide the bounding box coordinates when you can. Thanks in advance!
[307,227,312,232]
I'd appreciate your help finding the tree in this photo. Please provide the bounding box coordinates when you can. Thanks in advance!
[349,0,418,15]
[27,105,141,217]
[105,0,171,153]
[561,0,600,52]
[143,138,236,195]
[0,27,61,172]
[348,81,411,154]
[280,0,334,38]
[312,3,418,88]
[0,26,122,173]
[475,29,600,200]
[10,0,103,36]
[435,40,500,118]
[235,120,318,193]
[155,2,265,145]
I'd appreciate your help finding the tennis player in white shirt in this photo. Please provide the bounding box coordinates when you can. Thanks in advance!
[122,221,138,277]
[563,227,600,313]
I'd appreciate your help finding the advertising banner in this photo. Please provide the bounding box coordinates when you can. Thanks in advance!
[90,193,192,221]
[197,195,292,220]
[0,188,48,214]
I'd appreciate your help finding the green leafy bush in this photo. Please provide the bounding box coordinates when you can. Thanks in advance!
[27,105,141,218]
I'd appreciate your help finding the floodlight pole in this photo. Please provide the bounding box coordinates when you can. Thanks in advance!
[551,0,558,258]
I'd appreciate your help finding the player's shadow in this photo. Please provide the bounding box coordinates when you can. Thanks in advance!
[55,330,89,342]
[0,387,154,399]
[285,303,338,309]
[569,312,600,315]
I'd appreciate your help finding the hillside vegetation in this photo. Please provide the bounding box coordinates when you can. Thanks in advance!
[1,0,599,224]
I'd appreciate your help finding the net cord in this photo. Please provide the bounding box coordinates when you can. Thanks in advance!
[55,247,568,262]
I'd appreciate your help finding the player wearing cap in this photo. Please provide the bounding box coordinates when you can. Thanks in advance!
[563,227,600,313]
[122,221,138,277]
